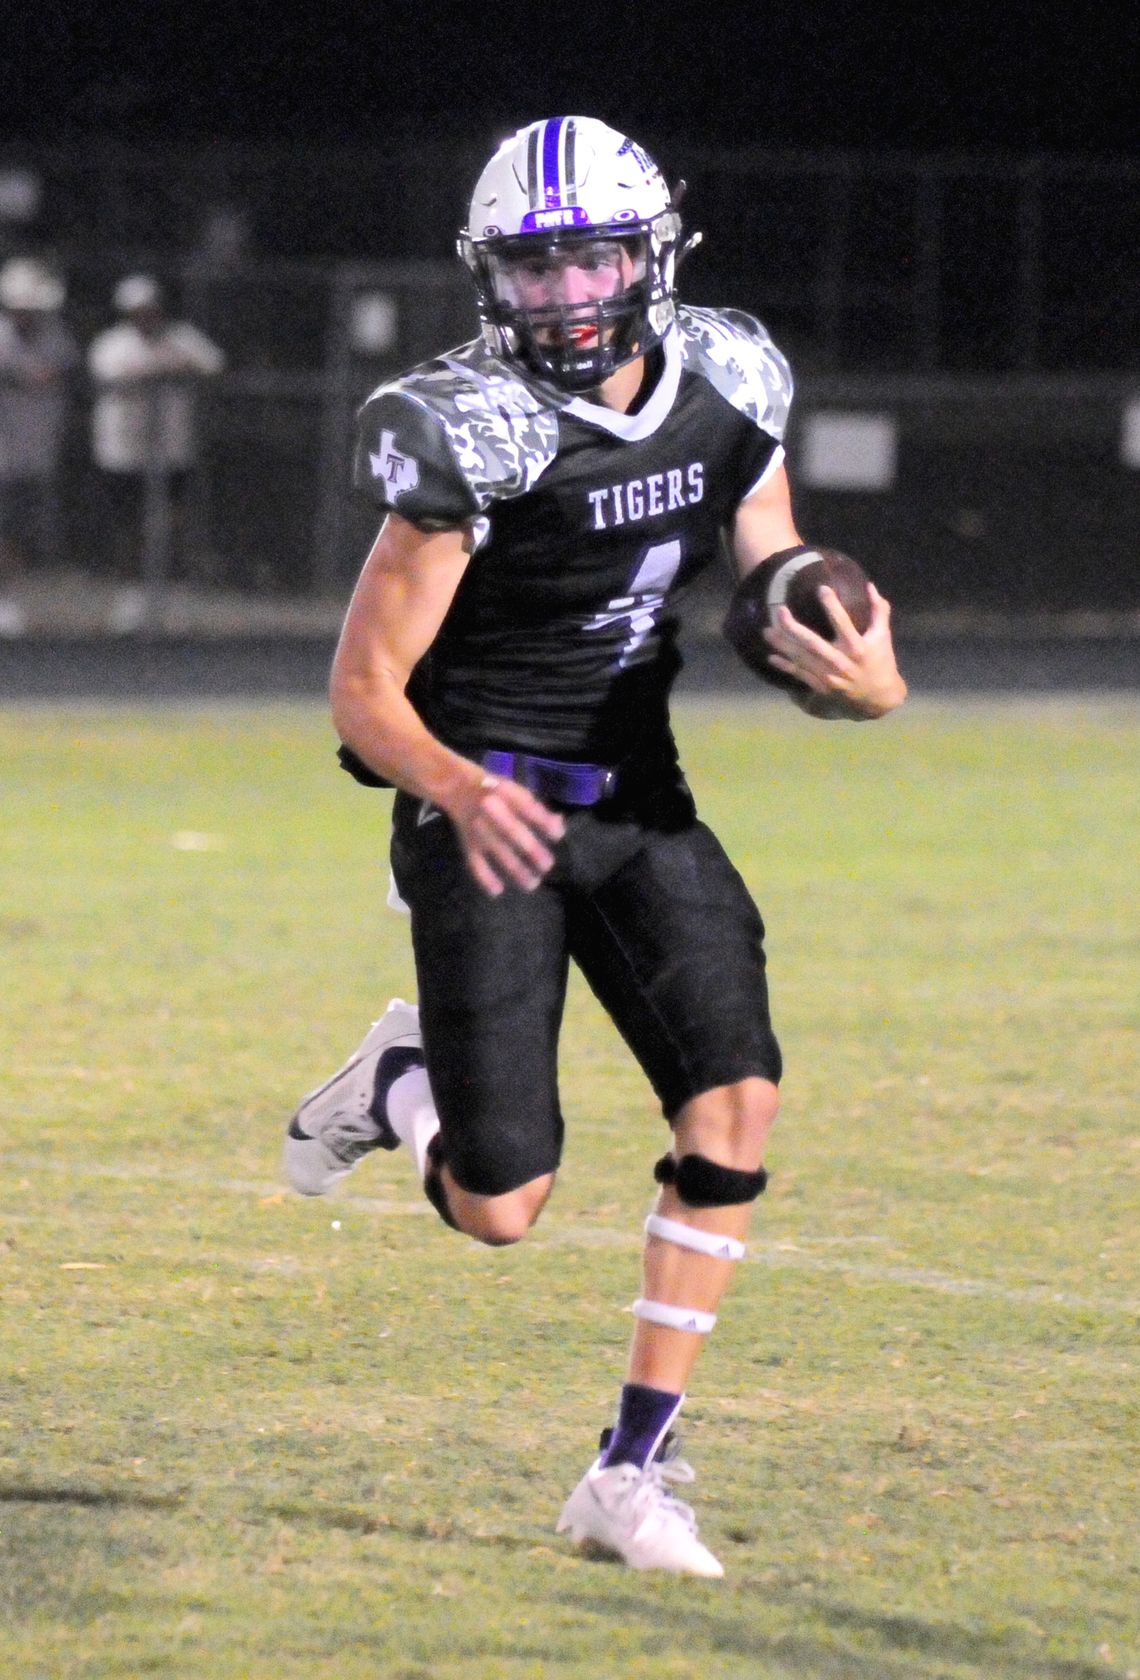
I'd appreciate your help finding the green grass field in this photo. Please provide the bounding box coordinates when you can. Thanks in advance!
[1,696,1137,1680]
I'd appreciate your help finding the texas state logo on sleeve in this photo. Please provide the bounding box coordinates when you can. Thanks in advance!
[369,429,420,500]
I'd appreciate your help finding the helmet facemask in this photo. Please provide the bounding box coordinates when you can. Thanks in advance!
[463,230,688,393]
[459,117,688,393]
[462,211,683,395]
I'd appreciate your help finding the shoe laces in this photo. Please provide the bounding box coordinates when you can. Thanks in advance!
[627,1455,699,1536]
[320,1107,384,1163]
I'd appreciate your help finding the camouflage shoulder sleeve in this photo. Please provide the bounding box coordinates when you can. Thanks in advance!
[676,306,794,443]
[353,350,561,531]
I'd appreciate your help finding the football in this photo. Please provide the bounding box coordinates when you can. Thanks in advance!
[723,546,874,689]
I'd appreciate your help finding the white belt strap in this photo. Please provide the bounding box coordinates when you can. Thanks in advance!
[632,1298,717,1335]
[645,1213,746,1262]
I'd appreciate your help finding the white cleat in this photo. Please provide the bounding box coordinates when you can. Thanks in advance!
[556,1454,724,1577]
[284,999,422,1196]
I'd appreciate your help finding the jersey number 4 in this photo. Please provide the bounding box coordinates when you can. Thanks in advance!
[583,539,684,670]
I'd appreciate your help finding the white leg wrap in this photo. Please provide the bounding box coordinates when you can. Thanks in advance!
[645,1213,746,1262]
[632,1298,716,1334]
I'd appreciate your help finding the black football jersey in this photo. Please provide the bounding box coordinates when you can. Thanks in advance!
[353,306,793,762]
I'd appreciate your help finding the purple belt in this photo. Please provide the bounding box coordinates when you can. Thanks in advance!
[481,750,618,806]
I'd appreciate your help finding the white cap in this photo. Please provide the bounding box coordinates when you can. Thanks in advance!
[113,273,162,313]
[0,257,65,311]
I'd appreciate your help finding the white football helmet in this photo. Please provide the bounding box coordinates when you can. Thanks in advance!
[459,117,687,393]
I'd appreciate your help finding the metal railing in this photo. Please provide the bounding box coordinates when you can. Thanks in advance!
[5,139,1139,373]
[27,355,1140,623]
[2,138,1137,625]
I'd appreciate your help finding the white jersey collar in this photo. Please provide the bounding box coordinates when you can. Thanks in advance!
[562,326,682,441]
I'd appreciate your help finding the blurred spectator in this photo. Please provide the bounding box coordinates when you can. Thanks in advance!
[88,274,225,625]
[0,169,44,264]
[187,202,252,279]
[0,257,78,635]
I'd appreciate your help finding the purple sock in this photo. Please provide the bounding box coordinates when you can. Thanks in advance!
[599,1384,683,1469]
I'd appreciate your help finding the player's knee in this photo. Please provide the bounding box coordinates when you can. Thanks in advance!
[445,1172,554,1246]
[659,1080,779,1207]
[472,1223,527,1248]
[673,1078,779,1171]
[465,1202,534,1247]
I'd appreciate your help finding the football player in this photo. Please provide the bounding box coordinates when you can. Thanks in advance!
[285,117,905,1576]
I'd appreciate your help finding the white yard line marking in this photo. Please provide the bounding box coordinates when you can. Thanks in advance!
[5,1154,1138,1317]
[527,1225,1140,1316]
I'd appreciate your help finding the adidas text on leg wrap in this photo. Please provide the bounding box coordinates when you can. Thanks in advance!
[654,1152,768,1208]
[632,1298,717,1334]
[645,1212,746,1261]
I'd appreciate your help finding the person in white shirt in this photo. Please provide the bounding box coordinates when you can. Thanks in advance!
[0,258,78,634]
[87,274,224,608]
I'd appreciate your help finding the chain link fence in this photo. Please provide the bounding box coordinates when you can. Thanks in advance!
[2,141,1138,626]
[9,137,1138,371]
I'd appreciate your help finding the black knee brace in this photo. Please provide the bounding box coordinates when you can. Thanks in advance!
[654,1152,768,1208]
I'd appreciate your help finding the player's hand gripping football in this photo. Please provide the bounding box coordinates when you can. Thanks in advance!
[449,771,566,897]
[763,582,907,718]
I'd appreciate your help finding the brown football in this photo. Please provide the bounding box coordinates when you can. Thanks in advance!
[723,546,874,689]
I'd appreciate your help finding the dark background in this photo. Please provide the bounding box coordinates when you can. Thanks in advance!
[4,3,1137,158]
[1,2,1137,679]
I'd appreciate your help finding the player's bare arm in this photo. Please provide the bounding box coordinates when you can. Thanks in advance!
[731,465,907,718]
[330,511,565,897]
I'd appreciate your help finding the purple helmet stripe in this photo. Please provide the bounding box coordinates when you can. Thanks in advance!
[542,117,565,205]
